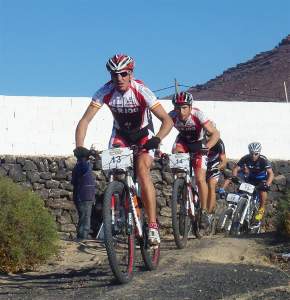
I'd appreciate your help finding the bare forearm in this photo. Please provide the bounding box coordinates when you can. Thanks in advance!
[232,166,240,177]
[156,118,173,141]
[75,119,89,147]
[219,156,227,170]
[75,104,99,148]
[266,169,274,185]
[206,130,220,149]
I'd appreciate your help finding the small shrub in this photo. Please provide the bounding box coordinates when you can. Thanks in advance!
[0,176,59,273]
[276,189,290,238]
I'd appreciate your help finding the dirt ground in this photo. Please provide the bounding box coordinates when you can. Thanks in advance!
[0,233,289,299]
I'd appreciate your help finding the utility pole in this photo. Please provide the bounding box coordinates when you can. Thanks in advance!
[174,78,179,94]
[284,81,289,103]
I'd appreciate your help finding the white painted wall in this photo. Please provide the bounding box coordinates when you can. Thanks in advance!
[0,95,289,159]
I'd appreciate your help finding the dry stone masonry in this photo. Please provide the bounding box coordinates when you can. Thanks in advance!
[1,155,289,238]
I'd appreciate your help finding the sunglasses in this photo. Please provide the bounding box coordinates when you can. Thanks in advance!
[251,152,260,156]
[111,71,130,78]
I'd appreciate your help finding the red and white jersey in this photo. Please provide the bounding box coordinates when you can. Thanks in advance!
[91,79,160,131]
[169,107,209,143]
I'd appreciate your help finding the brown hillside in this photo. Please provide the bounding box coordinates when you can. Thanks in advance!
[187,35,290,102]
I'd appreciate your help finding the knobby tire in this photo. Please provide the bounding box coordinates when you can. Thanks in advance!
[171,178,190,249]
[230,197,248,236]
[103,181,135,284]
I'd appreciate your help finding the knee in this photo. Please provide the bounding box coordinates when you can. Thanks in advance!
[137,155,152,177]
[195,176,206,186]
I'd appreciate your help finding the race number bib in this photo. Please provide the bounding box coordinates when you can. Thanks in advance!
[239,182,255,194]
[101,147,133,171]
[226,193,240,203]
[169,153,190,171]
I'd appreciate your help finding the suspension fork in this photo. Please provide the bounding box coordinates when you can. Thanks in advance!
[186,174,195,216]
[109,174,116,225]
[239,197,250,225]
[126,175,143,237]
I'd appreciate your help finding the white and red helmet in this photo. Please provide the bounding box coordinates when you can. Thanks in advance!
[106,54,135,73]
[172,92,193,106]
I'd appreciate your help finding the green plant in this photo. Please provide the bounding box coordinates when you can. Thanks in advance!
[0,176,59,273]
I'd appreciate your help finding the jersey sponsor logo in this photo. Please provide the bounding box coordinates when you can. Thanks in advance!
[178,125,197,131]
[111,106,140,114]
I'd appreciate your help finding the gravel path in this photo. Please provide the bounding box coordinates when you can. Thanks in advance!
[0,234,289,300]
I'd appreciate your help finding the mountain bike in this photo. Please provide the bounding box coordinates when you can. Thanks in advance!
[230,178,261,235]
[216,177,261,236]
[168,152,200,249]
[215,187,240,236]
[101,145,160,284]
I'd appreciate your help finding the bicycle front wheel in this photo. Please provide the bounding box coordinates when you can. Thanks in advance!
[171,178,190,249]
[230,197,247,236]
[103,181,135,284]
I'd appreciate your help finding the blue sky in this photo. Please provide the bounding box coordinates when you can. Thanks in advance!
[0,0,289,98]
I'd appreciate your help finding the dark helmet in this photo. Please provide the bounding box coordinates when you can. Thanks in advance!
[172,92,193,106]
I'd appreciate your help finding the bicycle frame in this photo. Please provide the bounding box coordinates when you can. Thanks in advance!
[237,191,260,231]
[170,152,199,218]
[174,170,197,218]
[229,180,261,234]
[108,165,143,239]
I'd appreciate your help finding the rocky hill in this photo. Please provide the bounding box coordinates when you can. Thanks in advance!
[187,35,290,102]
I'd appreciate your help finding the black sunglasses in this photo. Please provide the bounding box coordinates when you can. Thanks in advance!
[251,152,260,156]
[111,71,130,78]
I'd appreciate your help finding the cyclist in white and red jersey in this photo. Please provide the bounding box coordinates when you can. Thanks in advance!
[74,54,173,246]
[169,92,220,231]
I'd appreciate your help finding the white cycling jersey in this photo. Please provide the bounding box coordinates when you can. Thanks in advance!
[169,107,209,143]
[91,79,160,132]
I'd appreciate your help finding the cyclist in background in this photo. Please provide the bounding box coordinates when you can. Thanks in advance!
[169,92,220,231]
[206,133,227,227]
[74,54,173,246]
[227,142,274,222]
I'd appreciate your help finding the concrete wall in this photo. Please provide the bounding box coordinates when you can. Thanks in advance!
[1,95,290,159]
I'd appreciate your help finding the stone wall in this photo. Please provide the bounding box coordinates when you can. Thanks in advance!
[1,155,289,238]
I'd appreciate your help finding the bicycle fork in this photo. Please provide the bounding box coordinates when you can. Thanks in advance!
[186,177,195,217]
[238,198,250,226]
[126,176,143,237]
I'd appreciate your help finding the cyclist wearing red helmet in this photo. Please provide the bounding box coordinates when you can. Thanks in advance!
[169,92,220,232]
[74,54,173,246]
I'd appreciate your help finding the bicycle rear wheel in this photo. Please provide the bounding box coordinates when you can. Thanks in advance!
[139,209,161,270]
[103,181,135,284]
[171,178,190,249]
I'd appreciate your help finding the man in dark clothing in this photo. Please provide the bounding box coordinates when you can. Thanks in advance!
[71,156,96,240]
[230,142,274,222]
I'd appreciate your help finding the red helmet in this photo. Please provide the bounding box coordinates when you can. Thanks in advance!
[106,54,135,73]
[172,92,193,106]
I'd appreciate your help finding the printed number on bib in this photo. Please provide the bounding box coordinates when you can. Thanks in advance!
[226,193,240,203]
[169,153,190,171]
[239,182,255,194]
[101,147,133,170]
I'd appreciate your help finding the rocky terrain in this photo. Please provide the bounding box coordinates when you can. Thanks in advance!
[186,35,290,102]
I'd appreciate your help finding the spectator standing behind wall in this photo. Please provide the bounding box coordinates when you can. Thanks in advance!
[71,157,96,240]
